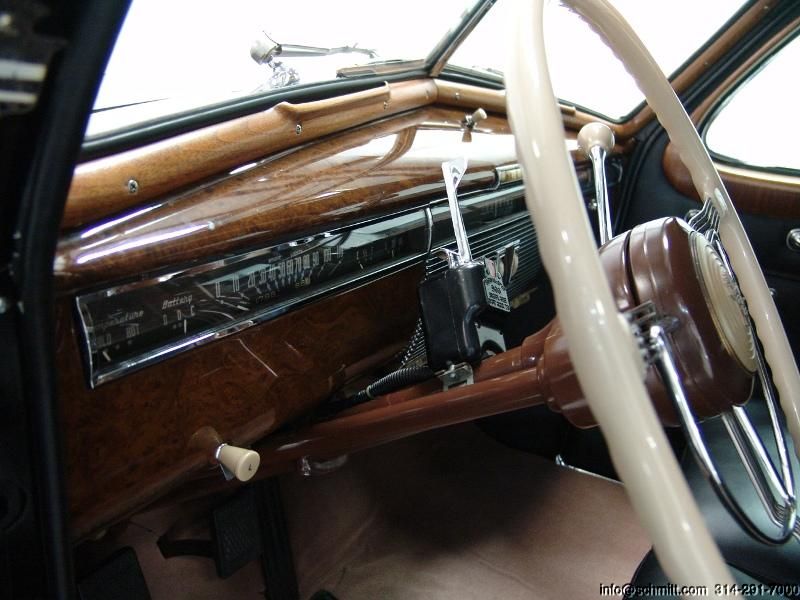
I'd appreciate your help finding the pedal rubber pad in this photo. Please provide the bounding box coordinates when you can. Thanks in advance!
[212,487,263,579]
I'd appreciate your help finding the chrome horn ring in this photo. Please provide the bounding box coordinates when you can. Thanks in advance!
[685,202,797,544]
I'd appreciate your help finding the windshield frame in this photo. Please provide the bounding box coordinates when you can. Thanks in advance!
[82,0,492,160]
[82,0,757,160]
[439,0,759,125]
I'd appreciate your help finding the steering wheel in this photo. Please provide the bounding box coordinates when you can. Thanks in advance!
[505,0,800,589]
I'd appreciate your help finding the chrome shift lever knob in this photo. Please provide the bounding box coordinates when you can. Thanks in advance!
[578,122,615,245]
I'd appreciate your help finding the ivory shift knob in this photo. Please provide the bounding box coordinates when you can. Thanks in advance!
[577,122,615,156]
[215,443,260,482]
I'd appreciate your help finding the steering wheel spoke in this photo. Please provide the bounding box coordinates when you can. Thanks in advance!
[687,196,722,240]
[630,297,797,544]
[720,406,797,543]
[686,212,799,543]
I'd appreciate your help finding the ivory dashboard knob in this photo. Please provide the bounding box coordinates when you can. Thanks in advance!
[464,107,488,129]
[215,443,260,482]
[470,107,487,124]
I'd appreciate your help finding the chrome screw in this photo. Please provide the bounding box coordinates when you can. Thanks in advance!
[295,123,302,135]
[787,228,800,252]
[127,179,139,194]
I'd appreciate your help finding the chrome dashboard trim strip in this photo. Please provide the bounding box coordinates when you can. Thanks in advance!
[82,255,425,388]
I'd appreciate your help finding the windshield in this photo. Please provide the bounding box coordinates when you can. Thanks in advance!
[90,0,748,137]
[87,0,477,137]
[450,0,748,120]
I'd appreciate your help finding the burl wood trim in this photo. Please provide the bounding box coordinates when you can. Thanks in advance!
[664,143,800,219]
[618,0,775,138]
[434,80,507,114]
[61,264,423,541]
[55,107,512,291]
[662,15,800,218]
[63,79,439,229]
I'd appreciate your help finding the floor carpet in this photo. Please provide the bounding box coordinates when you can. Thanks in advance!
[282,423,651,599]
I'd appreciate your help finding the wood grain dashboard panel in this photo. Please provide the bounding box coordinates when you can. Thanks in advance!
[60,265,422,540]
[56,107,514,292]
[663,142,800,219]
[56,91,609,541]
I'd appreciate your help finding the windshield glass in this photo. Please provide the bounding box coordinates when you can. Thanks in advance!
[450,0,748,120]
[90,0,748,137]
[87,0,477,138]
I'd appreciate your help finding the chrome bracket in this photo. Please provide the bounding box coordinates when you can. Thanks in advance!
[299,455,348,477]
[438,362,474,390]
[624,301,678,366]
[441,157,475,268]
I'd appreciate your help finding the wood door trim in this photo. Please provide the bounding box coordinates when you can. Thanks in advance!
[662,15,800,218]
[618,0,775,138]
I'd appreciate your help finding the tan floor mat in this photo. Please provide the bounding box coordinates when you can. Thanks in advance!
[283,423,651,599]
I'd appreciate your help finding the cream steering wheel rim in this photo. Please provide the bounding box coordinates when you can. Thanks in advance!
[505,0,800,590]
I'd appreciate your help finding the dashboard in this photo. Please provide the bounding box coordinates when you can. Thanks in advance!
[54,82,623,540]
[75,188,533,387]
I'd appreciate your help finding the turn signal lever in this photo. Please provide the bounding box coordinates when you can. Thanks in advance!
[577,122,615,245]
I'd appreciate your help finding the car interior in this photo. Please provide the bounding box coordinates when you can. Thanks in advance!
[2,0,800,598]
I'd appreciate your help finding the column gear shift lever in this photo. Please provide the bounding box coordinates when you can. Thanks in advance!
[578,122,615,245]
